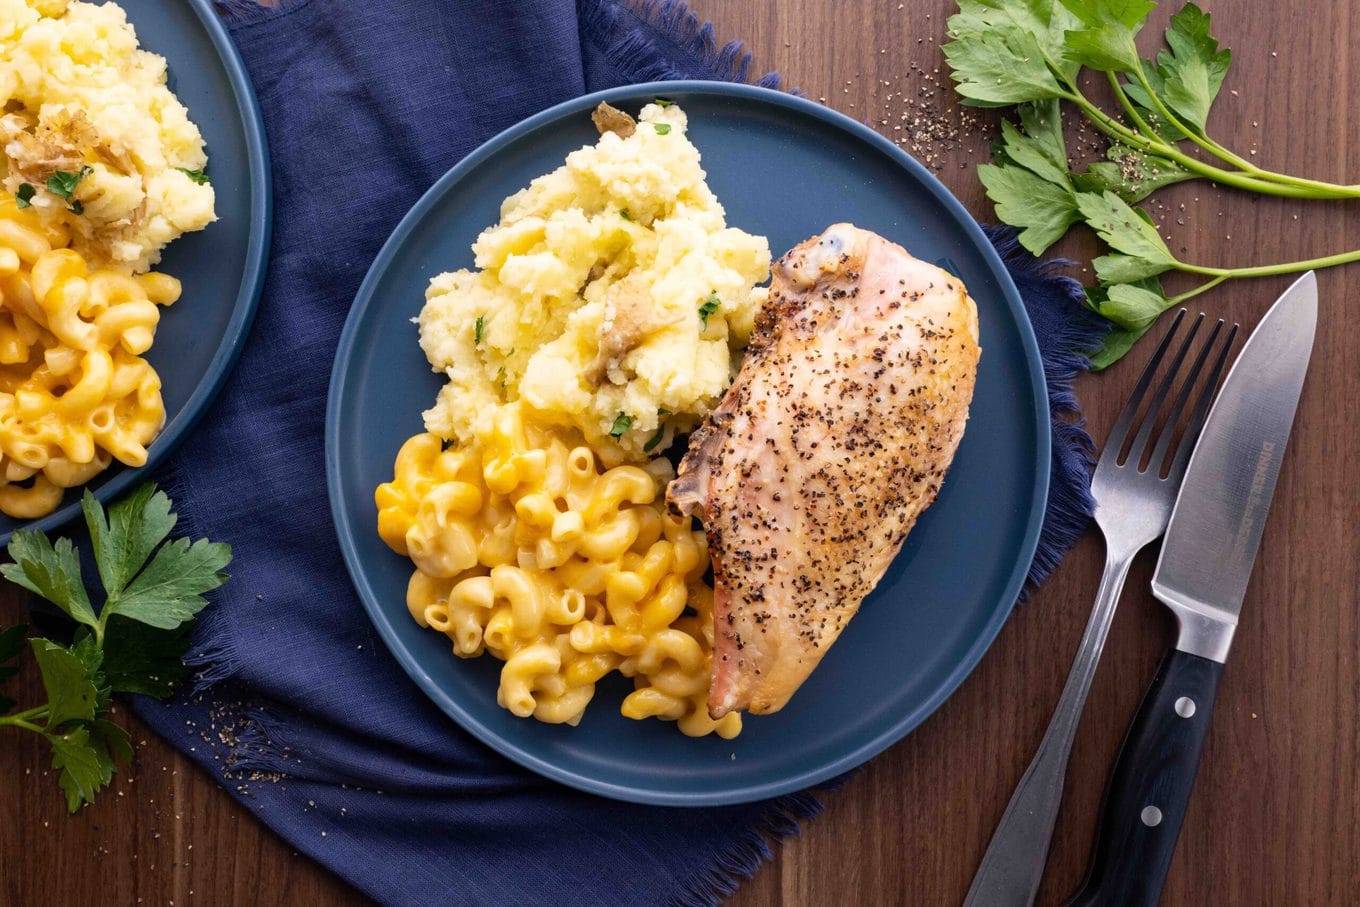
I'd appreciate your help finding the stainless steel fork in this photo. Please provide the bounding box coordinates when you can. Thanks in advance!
[963,311,1238,907]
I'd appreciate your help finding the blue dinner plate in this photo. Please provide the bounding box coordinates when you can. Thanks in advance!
[0,0,271,546]
[327,82,1048,806]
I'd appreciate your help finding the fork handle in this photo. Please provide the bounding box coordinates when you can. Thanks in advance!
[1064,649,1223,907]
[963,549,1138,907]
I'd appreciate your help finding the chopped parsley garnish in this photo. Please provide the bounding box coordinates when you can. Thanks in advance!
[176,167,209,185]
[15,184,35,209]
[474,315,485,345]
[46,166,91,201]
[653,123,672,135]
[609,413,632,438]
[698,292,720,329]
[68,200,83,216]
[643,407,671,453]
[619,209,632,221]
[653,98,674,107]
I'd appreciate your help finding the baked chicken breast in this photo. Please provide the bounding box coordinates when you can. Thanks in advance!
[667,224,980,717]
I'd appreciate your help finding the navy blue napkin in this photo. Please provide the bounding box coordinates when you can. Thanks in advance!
[129,2,1108,905]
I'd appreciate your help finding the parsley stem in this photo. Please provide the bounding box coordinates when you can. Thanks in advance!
[1180,246,1360,279]
[1128,67,1238,166]
[1215,157,1360,198]
[1105,73,1162,143]
[1126,68,1360,199]
[3,704,49,723]
[1167,274,1229,305]
[1067,80,1356,199]
[0,715,46,733]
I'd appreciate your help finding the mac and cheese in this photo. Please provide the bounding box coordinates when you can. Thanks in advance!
[0,196,172,517]
[376,405,741,739]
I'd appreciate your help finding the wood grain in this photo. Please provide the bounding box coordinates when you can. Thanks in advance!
[2,1,1358,904]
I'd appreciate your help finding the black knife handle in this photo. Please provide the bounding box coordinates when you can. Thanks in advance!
[1065,649,1224,907]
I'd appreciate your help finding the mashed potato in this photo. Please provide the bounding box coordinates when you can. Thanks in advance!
[0,0,216,272]
[419,102,770,460]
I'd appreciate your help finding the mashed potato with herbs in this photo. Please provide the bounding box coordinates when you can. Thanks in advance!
[0,0,216,272]
[419,102,770,460]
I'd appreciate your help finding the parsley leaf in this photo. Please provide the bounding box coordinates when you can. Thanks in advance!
[698,292,721,328]
[978,162,1080,255]
[609,413,632,438]
[1090,319,1156,370]
[1145,2,1231,134]
[653,123,671,135]
[998,100,1071,186]
[1,531,98,630]
[29,639,98,730]
[104,537,231,630]
[48,727,105,813]
[83,486,176,599]
[45,166,91,201]
[619,208,632,221]
[69,632,110,712]
[1073,190,1177,272]
[474,314,485,345]
[1073,143,1194,202]
[15,183,36,209]
[101,617,192,699]
[86,718,133,785]
[1098,282,1172,330]
[176,167,210,185]
[945,0,1081,106]
[78,483,232,631]
[1059,0,1155,74]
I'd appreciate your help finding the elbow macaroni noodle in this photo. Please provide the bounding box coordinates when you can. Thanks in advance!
[0,197,174,517]
[376,405,741,739]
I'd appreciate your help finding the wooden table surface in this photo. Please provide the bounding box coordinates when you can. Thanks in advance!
[3,1,1358,904]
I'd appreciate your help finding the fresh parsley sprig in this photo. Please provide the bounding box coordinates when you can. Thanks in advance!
[0,485,231,812]
[945,0,1360,366]
[946,1,1360,198]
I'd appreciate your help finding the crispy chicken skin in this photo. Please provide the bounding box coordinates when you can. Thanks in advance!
[667,224,980,717]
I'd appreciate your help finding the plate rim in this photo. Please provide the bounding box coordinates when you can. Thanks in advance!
[326,80,1051,806]
[0,0,273,546]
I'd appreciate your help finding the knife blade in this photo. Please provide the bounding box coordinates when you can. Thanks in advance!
[1066,272,1317,907]
[1152,270,1318,663]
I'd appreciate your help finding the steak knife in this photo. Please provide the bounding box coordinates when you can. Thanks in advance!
[1065,272,1318,907]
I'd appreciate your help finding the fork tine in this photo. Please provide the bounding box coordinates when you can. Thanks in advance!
[1147,318,1226,473]
[1099,309,1187,465]
[1123,312,1205,469]
[1167,321,1240,479]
